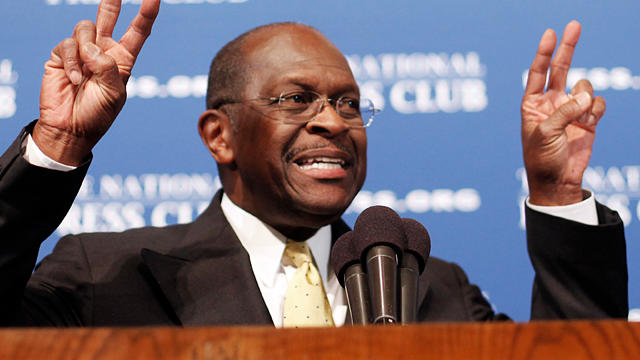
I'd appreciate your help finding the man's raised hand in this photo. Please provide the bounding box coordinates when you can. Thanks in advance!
[34,0,160,166]
[521,21,606,206]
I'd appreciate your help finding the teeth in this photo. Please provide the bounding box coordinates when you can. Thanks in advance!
[298,157,345,170]
[299,162,343,170]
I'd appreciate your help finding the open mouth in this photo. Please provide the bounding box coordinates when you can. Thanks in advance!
[296,157,346,170]
[288,146,353,180]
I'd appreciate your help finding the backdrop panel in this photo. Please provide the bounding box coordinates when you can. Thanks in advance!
[1,0,638,321]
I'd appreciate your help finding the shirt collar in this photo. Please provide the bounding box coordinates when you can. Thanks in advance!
[220,193,332,287]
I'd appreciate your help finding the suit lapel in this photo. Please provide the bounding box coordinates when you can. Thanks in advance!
[417,265,432,311]
[139,249,185,325]
[140,190,360,326]
[140,191,272,326]
[330,219,353,325]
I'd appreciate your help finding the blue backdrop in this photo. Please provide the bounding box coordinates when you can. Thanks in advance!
[1,0,638,321]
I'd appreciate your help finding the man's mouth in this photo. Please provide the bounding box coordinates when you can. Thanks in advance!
[296,157,346,170]
[288,146,353,180]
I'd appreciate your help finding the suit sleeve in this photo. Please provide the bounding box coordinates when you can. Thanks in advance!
[417,257,511,322]
[526,202,628,319]
[0,123,90,325]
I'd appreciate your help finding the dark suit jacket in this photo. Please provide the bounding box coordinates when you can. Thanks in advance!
[0,125,628,326]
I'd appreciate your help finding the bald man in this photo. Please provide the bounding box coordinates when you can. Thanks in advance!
[0,0,627,326]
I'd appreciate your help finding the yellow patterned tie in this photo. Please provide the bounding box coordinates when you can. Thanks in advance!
[282,240,335,327]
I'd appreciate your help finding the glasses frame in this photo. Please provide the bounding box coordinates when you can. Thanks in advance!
[216,90,379,129]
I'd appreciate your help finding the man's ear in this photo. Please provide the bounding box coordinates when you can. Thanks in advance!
[198,109,235,165]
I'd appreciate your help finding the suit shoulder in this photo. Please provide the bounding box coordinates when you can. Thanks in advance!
[422,256,472,289]
[58,222,193,255]
[426,256,465,273]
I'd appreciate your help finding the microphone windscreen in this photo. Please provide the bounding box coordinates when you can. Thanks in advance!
[331,231,359,287]
[353,205,406,261]
[401,218,431,273]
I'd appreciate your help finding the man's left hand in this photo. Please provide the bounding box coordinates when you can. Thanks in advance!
[521,21,606,206]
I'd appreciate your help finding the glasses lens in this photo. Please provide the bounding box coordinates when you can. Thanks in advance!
[354,98,375,128]
[336,97,361,119]
[278,91,318,122]
[277,91,376,127]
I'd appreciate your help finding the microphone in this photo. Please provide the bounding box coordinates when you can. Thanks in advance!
[399,218,431,324]
[331,231,371,325]
[353,206,406,324]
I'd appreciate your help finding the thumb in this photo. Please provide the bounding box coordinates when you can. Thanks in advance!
[80,43,124,93]
[544,91,592,133]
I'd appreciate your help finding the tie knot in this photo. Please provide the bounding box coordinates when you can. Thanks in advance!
[284,240,312,268]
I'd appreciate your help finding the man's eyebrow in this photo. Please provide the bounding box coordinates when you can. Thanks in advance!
[274,77,359,96]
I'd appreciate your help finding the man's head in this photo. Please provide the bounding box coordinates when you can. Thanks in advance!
[198,23,367,240]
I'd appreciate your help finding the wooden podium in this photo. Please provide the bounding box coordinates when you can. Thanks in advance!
[0,321,638,359]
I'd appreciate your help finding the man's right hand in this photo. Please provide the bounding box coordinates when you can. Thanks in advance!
[34,0,160,166]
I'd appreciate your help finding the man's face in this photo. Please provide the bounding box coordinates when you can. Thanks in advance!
[228,26,367,238]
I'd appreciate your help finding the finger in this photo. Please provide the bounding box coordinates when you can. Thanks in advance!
[570,79,593,125]
[52,38,83,85]
[524,28,556,96]
[96,0,122,42]
[569,79,594,97]
[74,20,97,47]
[542,91,592,134]
[547,20,581,92]
[73,20,98,68]
[82,42,124,91]
[569,79,594,124]
[119,0,160,58]
[586,95,606,127]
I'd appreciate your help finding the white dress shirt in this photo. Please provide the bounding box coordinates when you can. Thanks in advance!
[220,194,347,327]
[526,194,598,225]
[24,134,77,172]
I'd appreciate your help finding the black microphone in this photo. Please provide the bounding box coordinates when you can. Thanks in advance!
[331,231,371,325]
[399,218,431,324]
[353,206,406,324]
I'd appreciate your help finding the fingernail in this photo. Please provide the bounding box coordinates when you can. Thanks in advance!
[574,92,591,107]
[70,70,82,85]
[83,43,100,59]
[588,114,597,126]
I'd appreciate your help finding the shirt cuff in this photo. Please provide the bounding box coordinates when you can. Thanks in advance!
[526,191,598,226]
[23,133,78,172]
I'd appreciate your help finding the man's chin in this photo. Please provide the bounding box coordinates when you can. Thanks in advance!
[284,174,361,222]
[291,195,352,222]
[268,198,348,240]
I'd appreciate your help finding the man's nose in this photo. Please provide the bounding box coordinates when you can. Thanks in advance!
[305,100,350,136]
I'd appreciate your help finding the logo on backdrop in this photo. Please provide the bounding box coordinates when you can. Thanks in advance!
[46,0,247,5]
[123,51,489,113]
[0,59,18,119]
[347,52,488,114]
[516,166,640,228]
[346,188,481,215]
[126,75,208,99]
[521,67,640,91]
[56,172,482,235]
[56,173,221,235]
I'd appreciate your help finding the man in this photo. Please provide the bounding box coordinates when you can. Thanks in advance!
[0,0,627,326]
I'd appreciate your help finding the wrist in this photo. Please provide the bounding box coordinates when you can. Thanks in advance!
[526,190,598,225]
[32,121,94,166]
[528,183,586,206]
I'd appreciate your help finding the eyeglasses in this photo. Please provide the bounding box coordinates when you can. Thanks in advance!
[218,90,379,128]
